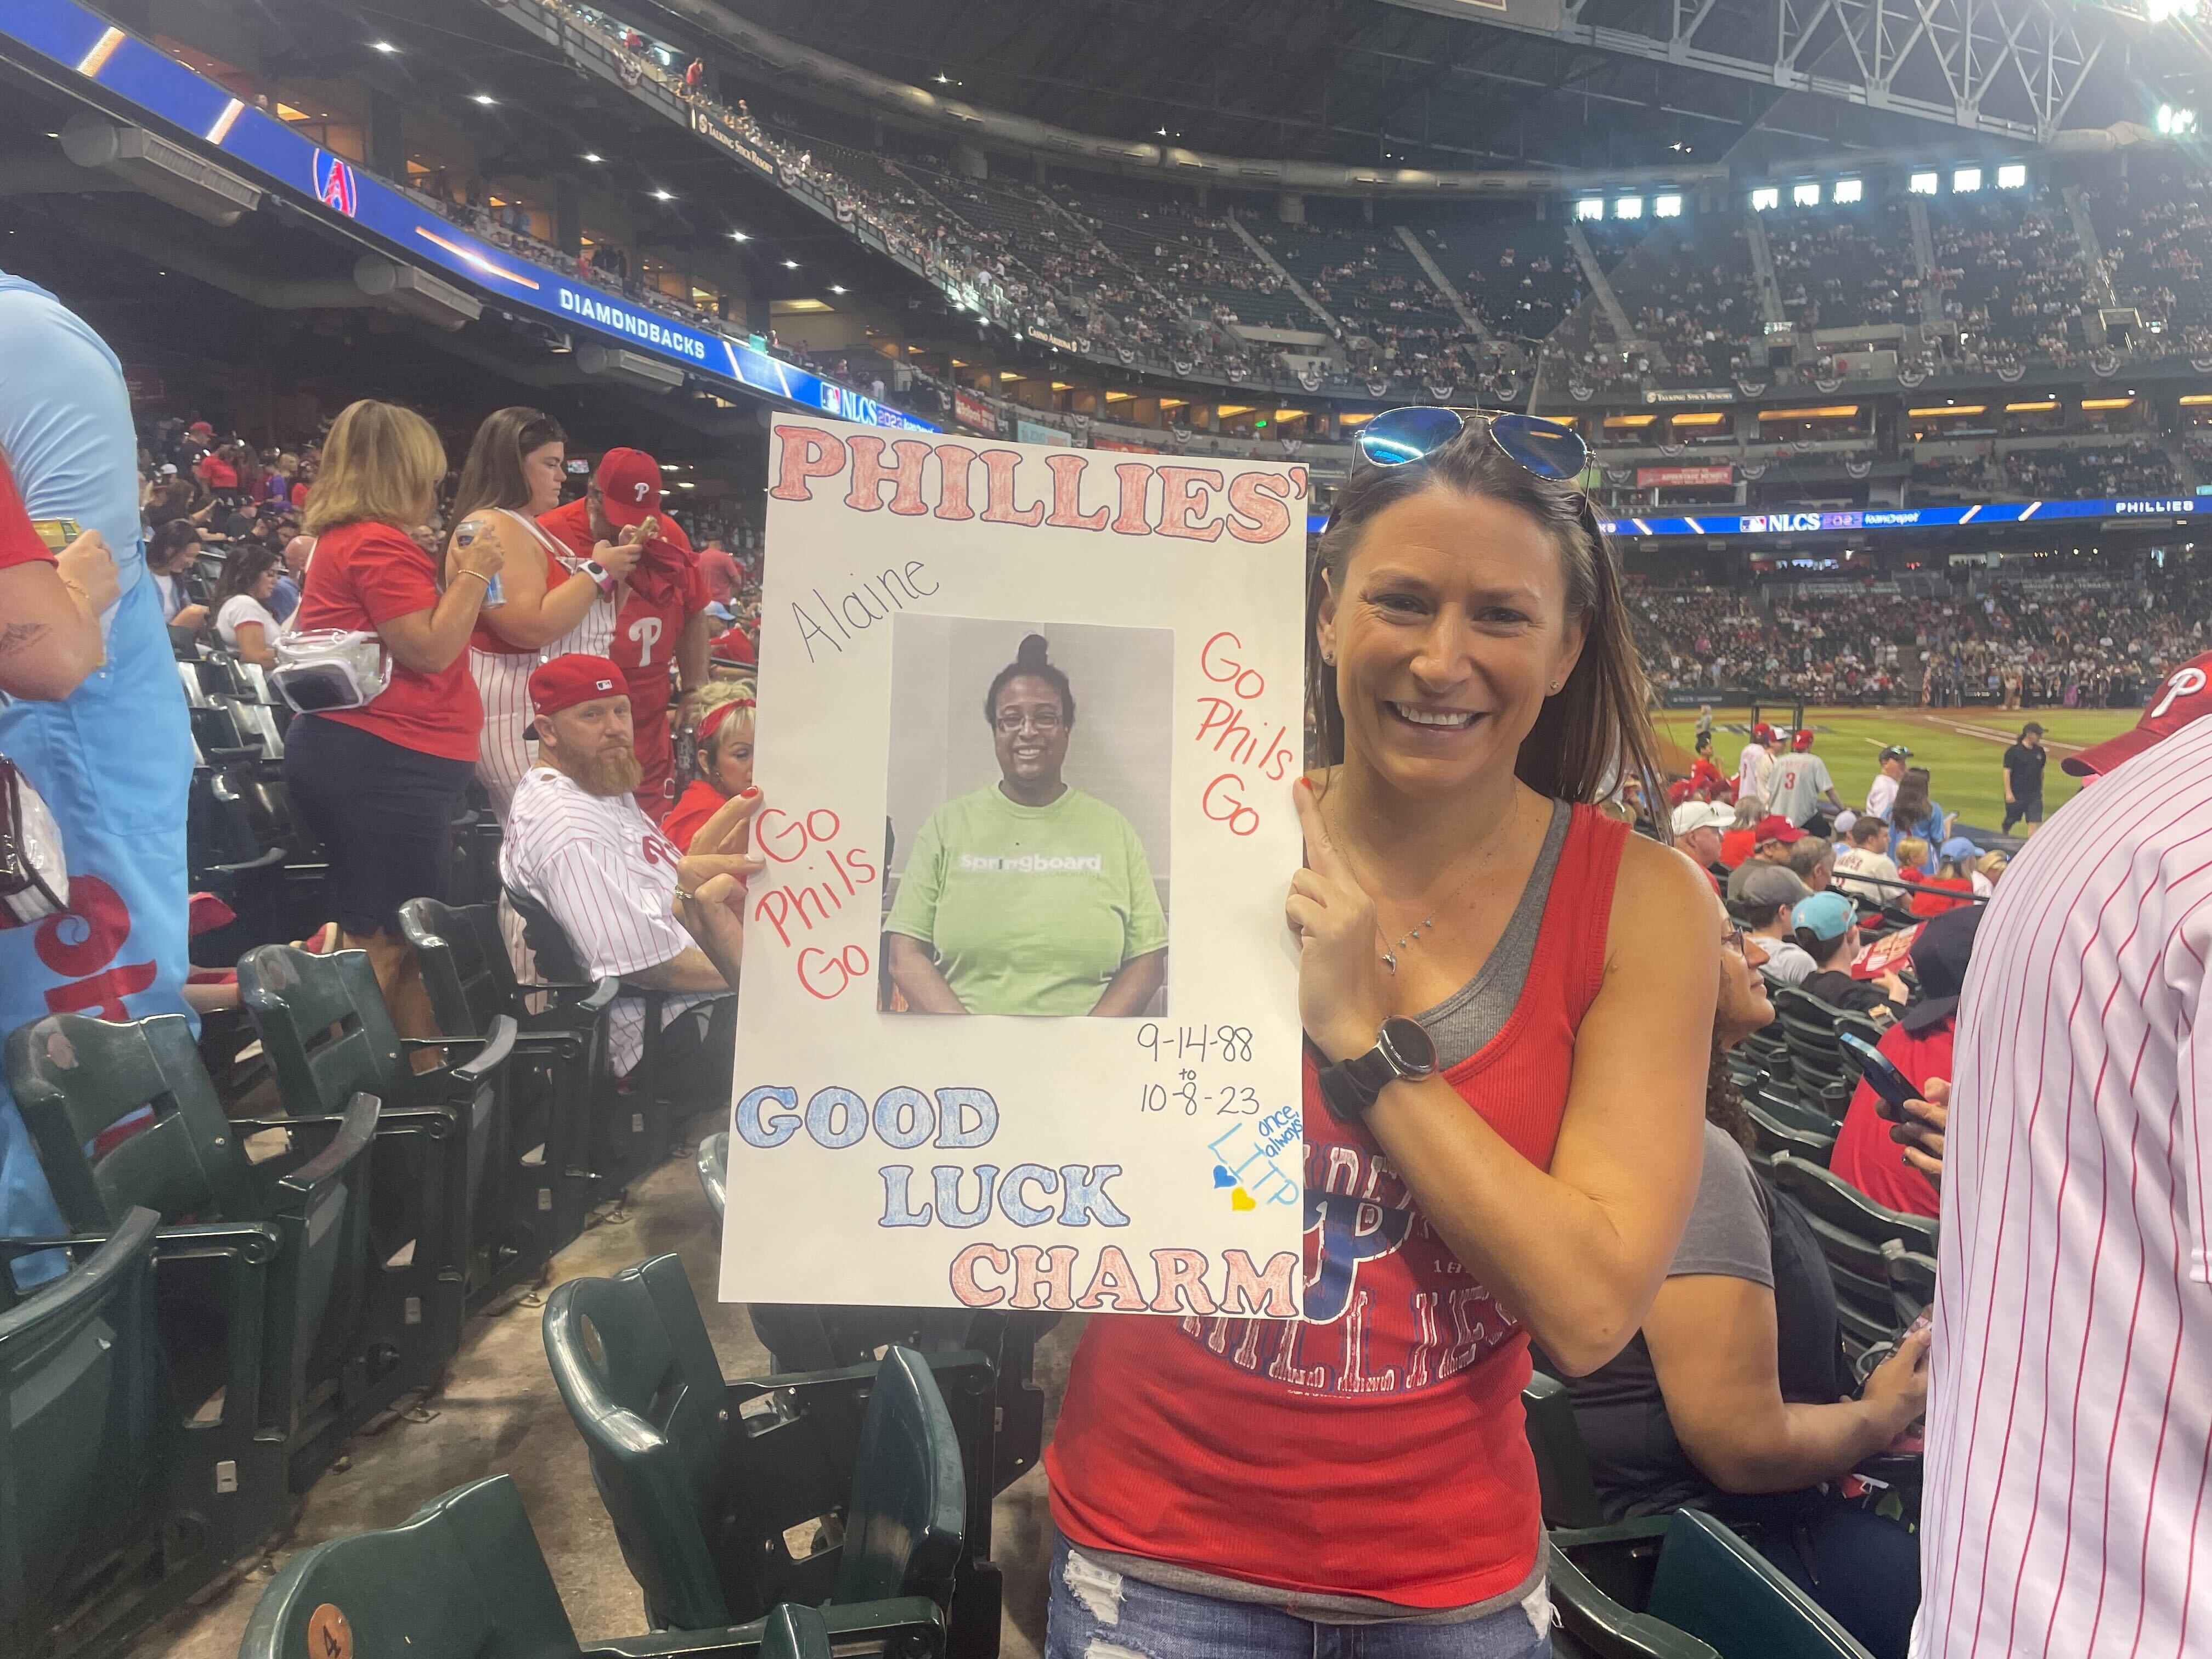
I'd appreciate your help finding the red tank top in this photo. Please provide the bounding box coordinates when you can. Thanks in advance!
[1047,805,1627,1609]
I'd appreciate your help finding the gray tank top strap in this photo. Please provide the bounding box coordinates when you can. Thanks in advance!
[1418,798,1573,1069]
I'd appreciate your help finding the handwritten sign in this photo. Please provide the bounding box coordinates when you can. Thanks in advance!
[723,421,1307,1313]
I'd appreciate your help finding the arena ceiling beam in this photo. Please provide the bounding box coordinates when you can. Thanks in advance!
[1383,0,2114,141]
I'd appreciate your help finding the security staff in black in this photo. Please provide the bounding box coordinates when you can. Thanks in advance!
[2002,722,2047,834]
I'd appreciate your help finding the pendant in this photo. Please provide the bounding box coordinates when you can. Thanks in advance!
[1381,951,1398,973]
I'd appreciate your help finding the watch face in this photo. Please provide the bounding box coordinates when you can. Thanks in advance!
[1378,1017,1438,1077]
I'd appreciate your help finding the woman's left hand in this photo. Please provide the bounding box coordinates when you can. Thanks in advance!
[1285,777,1393,1063]
[680,786,764,905]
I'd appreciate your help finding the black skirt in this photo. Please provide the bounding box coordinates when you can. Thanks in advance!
[284,713,476,938]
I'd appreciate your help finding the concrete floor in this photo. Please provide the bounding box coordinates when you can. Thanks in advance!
[131,1122,1071,1659]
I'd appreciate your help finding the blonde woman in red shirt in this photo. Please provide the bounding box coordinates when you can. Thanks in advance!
[286,399,502,1037]
[1046,409,1718,1657]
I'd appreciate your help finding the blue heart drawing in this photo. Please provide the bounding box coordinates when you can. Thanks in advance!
[1211,1165,1237,1188]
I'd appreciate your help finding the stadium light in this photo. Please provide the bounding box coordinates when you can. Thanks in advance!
[582,153,603,163]
[729,230,749,241]
[1954,167,1983,192]
[1615,196,1643,219]
[2148,0,2202,22]
[651,189,674,201]
[1575,198,1604,221]
[1833,179,1864,204]
[1909,171,1939,194]
[782,258,799,269]
[1997,163,2028,188]
[2158,104,2198,134]
[471,93,496,105]
[369,41,398,53]
[1655,194,1683,217]
[1793,182,1821,206]
[1751,187,1780,211]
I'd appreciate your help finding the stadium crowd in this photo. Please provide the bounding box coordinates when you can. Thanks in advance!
[1634,569,2205,707]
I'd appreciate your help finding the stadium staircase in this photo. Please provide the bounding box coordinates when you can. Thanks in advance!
[1741,211,1789,333]
[1567,221,1649,360]
[1223,212,1344,338]
[1395,225,1495,343]
[1905,198,1945,328]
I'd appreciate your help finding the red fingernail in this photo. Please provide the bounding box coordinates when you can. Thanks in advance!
[740,787,760,798]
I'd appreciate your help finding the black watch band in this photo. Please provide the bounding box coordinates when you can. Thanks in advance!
[1317,1017,1439,1122]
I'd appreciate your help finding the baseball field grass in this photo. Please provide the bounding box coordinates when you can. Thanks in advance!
[1652,706,2145,833]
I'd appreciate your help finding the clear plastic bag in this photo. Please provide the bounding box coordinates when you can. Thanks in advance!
[268,628,393,713]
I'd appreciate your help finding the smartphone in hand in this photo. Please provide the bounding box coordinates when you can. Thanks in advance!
[1841,1029,1917,1119]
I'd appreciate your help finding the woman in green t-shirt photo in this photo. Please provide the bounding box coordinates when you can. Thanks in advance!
[884,631,1169,1017]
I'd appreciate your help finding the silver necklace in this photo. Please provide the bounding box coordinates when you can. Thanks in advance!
[1322,797,1496,973]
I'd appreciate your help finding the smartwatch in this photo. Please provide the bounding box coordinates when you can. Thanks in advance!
[580,558,619,598]
[1316,1017,1438,1122]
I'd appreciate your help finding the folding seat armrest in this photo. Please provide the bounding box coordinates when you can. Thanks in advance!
[398,1016,520,1080]
[581,1597,944,1659]
[270,1091,380,1205]
[209,845,287,877]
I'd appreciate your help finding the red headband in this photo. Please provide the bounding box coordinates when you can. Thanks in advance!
[698,698,754,746]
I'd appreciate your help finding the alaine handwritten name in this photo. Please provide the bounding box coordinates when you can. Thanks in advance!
[734,1082,1300,1314]
[769,424,1307,665]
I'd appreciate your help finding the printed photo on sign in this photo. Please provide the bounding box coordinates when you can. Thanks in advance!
[725,420,1308,1314]
[883,617,1172,1018]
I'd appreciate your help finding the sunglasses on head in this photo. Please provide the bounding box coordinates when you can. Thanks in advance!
[1350,405,1589,484]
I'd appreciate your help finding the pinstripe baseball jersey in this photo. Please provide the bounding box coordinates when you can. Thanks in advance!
[1914,712,2212,1658]
[499,765,718,1073]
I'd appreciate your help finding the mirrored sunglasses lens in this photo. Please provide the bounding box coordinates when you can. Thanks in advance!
[1356,405,1465,467]
[1489,414,1588,481]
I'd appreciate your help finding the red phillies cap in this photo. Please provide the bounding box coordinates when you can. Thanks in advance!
[1753,814,1805,844]
[1792,727,1815,751]
[528,654,625,721]
[1753,721,1775,743]
[595,448,662,529]
[2063,651,2212,778]
[187,420,214,436]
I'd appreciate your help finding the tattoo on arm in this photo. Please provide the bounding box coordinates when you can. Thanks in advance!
[0,620,52,658]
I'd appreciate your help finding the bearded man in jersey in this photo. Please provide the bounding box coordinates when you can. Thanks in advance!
[538,449,712,820]
[500,655,752,1108]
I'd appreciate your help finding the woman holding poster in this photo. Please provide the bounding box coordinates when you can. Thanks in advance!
[884,632,1168,1017]
[1046,408,1719,1655]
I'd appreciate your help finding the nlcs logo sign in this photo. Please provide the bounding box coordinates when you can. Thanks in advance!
[314,151,358,217]
[1742,512,1822,533]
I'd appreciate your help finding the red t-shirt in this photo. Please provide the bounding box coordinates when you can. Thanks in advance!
[195,454,239,490]
[1048,807,1627,1608]
[1827,1015,1948,1218]
[661,778,726,853]
[1718,826,1755,869]
[1909,877,1974,918]
[0,457,55,572]
[295,519,482,761]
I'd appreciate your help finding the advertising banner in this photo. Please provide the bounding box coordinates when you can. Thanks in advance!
[952,389,1001,436]
[1015,418,1071,448]
[725,422,1310,1313]
[1635,465,1733,487]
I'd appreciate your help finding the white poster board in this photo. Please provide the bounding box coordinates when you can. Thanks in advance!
[720,420,1309,1316]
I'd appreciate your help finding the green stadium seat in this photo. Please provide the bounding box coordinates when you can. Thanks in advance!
[239,943,519,1321]
[0,1207,286,1659]
[541,1254,958,1647]
[1743,1098,1838,1167]
[401,896,623,1256]
[505,883,687,1183]
[1768,1153,1938,1348]
[1643,1509,1872,1658]
[6,1009,390,1485]
[239,1472,931,1659]
[1547,1538,1718,1659]
[1881,1239,1937,1329]
[696,1131,727,1220]
[1524,1370,1611,1530]
[758,1604,834,1659]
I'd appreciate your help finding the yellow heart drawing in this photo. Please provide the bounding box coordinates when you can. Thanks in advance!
[1231,1188,1256,1211]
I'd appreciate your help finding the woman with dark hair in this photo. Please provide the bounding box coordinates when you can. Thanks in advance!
[885,632,1167,1017]
[210,543,284,669]
[1884,766,1950,871]
[1045,409,1718,1657]
[445,407,642,816]
[1561,890,1928,1658]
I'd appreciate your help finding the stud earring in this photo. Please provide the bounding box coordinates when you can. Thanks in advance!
[1548,680,1561,693]
[1323,652,1335,665]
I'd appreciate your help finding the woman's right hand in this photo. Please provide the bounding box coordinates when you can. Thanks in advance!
[451,516,505,583]
[1860,1324,1931,1434]
[1286,777,1393,1063]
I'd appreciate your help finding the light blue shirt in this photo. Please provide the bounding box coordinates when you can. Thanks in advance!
[0,271,193,1259]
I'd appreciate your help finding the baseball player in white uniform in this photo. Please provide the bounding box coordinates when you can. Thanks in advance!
[1735,722,1776,808]
[499,655,753,1102]
[1913,652,2212,1658]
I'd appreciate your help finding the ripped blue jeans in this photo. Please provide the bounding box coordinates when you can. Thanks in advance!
[1045,1539,1552,1659]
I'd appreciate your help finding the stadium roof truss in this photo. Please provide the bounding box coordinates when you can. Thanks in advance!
[1415,0,2114,140]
